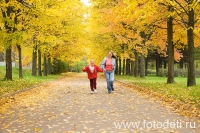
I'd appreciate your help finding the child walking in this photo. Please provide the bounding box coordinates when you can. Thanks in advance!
[82,59,103,94]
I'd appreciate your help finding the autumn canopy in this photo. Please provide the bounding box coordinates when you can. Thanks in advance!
[0,0,200,86]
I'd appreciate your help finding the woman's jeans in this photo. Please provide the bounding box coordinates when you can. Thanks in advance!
[104,70,114,92]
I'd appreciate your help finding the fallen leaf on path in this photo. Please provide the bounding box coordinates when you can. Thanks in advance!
[34,127,40,132]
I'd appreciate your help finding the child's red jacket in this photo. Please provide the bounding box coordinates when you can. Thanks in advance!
[82,65,103,79]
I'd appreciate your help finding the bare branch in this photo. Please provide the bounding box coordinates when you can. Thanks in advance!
[16,0,34,9]
[174,0,189,16]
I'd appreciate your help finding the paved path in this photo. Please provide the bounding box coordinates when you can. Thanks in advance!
[0,73,199,133]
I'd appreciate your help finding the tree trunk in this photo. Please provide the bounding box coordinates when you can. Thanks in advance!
[115,57,118,75]
[140,54,145,78]
[122,58,125,75]
[5,47,12,80]
[119,57,121,75]
[134,52,138,77]
[38,49,42,76]
[131,60,134,76]
[17,44,23,78]
[32,46,37,76]
[196,62,198,70]
[47,57,51,75]
[187,8,196,86]
[53,58,58,74]
[3,4,13,80]
[53,59,56,74]
[159,57,162,68]
[164,61,167,69]
[167,15,174,83]
[44,54,47,76]
[156,53,160,76]
[0,52,4,61]
[145,58,148,76]
[126,59,130,75]
[179,59,184,68]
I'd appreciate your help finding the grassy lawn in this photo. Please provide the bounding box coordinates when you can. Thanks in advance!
[115,75,200,108]
[0,66,63,97]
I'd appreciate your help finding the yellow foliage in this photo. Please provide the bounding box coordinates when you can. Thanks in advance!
[1,0,200,66]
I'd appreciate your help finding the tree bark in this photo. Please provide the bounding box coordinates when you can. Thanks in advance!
[0,52,4,61]
[126,59,130,75]
[187,8,196,86]
[134,52,139,77]
[164,61,167,69]
[145,58,148,76]
[32,46,37,76]
[156,53,160,76]
[115,57,118,75]
[131,60,134,76]
[159,57,162,68]
[44,54,47,76]
[38,49,42,76]
[122,58,125,75]
[5,47,12,80]
[140,54,145,78]
[53,58,58,74]
[3,3,13,80]
[17,44,23,78]
[179,59,184,68]
[47,57,51,75]
[167,15,174,83]
[119,57,121,75]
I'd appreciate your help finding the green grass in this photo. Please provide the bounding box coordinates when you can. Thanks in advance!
[0,66,63,97]
[115,75,200,108]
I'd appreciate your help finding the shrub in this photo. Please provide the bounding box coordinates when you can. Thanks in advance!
[158,68,200,77]
[158,68,168,77]
[195,70,200,78]
[147,69,156,75]
[58,61,68,74]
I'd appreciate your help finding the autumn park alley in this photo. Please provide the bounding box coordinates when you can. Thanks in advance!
[1,0,200,132]
[0,73,199,133]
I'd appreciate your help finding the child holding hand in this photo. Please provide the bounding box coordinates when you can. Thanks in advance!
[82,59,103,94]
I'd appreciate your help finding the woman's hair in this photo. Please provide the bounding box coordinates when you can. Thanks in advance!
[109,51,116,59]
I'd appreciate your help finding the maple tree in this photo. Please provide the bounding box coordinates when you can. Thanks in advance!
[88,0,200,86]
[0,0,87,78]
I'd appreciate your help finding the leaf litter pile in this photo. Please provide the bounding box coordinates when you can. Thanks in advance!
[0,74,199,133]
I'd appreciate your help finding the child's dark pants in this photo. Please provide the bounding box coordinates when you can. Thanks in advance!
[89,78,97,91]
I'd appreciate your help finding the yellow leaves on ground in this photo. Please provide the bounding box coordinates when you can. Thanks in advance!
[0,83,51,114]
[118,81,200,117]
[0,74,199,132]
[34,127,41,132]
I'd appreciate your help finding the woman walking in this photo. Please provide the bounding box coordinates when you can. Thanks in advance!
[100,51,116,93]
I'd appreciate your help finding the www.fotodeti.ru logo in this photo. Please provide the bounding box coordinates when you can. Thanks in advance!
[113,120,197,129]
